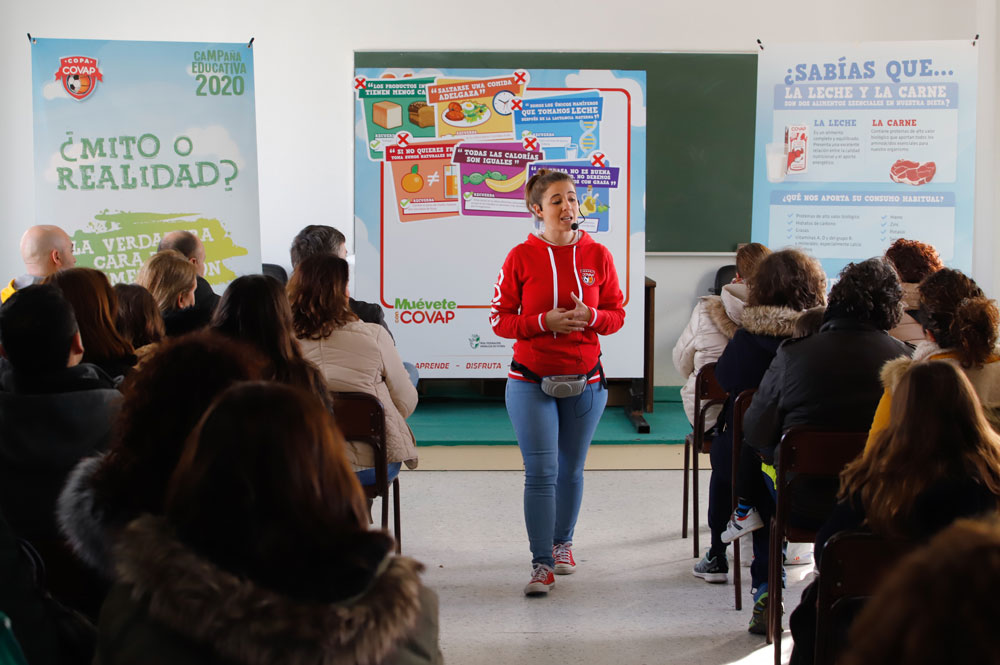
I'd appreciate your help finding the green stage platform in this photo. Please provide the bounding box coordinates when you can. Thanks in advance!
[409,387,689,446]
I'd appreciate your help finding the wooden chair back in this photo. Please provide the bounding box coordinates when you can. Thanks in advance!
[692,362,728,450]
[768,427,868,655]
[730,388,756,610]
[330,391,401,553]
[682,362,730,555]
[814,531,915,665]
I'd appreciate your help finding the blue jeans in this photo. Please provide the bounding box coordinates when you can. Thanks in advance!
[506,379,607,568]
[355,462,402,487]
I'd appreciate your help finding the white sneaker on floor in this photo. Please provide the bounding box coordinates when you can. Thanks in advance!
[721,507,764,543]
[785,542,815,566]
[524,564,555,596]
[553,542,576,575]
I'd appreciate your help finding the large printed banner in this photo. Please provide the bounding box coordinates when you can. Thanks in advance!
[751,41,977,277]
[31,38,260,287]
[354,67,646,379]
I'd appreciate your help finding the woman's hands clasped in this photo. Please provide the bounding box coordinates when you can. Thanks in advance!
[544,293,591,334]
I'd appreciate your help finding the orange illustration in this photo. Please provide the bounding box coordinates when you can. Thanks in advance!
[401,165,424,193]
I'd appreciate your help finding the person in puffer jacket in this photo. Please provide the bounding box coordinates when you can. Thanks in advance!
[672,243,770,429]
[884,238,943,346]
[491,169,625,597]
[690,250,827,594]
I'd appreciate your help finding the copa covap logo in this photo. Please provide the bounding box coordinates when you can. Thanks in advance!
[56,56,103,101]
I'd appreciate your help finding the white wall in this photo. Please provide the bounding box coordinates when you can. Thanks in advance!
[1,0,996,387]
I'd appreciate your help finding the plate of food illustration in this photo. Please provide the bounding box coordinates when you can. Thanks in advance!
[442,101,491,128]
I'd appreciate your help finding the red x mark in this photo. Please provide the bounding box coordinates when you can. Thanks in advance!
[396,132,411,147]
[511,98,522,111]
[523,136,539,151]
[513,70,527,84]
[590,152,606,167]
[354,77,367,90]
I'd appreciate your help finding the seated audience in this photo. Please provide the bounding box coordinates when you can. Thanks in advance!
[673,242,771,430]
[112,284,164,368]
[2,225,76,303]
[693,250,826,595]
[135,250,208,337]
[93,382,442,665]
[840,517,1000,665]
[210,274,333,411]
[0,285,121,543]
[736,257,912,634]
[58,333,263,579]
[789,361,1000,664]
[884,238,943,345]
[45,268,137,382]
[290,224,390,333]
[157,230,220,314]
[869,267,1000,442]
[288,255,418,485]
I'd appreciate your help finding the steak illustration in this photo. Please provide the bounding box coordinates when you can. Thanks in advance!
[890,159,936,186]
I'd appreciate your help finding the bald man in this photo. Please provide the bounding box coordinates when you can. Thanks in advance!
[158,230,220,313]
[1,225,76,303]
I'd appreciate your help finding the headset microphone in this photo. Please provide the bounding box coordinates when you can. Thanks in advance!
[571,214,587,231]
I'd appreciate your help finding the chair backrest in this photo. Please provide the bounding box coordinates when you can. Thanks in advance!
[778,428,868,478]
[693,362,728,439]
[774,427,867,541]
[733,389,756,445]
[815,531,915,665]
[710,264,737,295]
[330,392,388,492]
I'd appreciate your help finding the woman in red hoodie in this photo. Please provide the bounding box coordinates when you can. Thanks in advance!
[491,169,626,596]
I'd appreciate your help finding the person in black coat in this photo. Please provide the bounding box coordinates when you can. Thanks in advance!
[789,361,1000,664]
[737,258,913,634]
[693,250,827,584]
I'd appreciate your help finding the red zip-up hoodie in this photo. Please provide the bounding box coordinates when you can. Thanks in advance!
[490,231,625,381]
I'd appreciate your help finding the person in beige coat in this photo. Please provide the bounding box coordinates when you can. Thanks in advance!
[288,255,418,482]
[884,238,944,346]
[672,243,770,430]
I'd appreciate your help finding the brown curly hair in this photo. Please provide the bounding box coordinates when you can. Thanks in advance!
[885,238,944,284]
[287,255,358,340]
[748,248,827,310]
[918,268,999,368]
[841,517,1000,665]
[825,258,903,330]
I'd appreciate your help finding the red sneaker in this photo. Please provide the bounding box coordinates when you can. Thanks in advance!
[524,564,555,596]
[553,542,576,575]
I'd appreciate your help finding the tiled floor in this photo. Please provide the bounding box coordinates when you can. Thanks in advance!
[395,469,813,665]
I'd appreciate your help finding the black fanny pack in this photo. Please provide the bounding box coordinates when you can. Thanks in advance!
[510,358,607,397]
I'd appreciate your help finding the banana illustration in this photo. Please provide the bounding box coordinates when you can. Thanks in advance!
[486,168,527,193]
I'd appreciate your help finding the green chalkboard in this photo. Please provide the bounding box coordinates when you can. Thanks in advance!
[355,52,757,252]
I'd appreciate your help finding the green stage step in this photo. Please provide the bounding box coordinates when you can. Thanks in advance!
[410,387,689,446]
